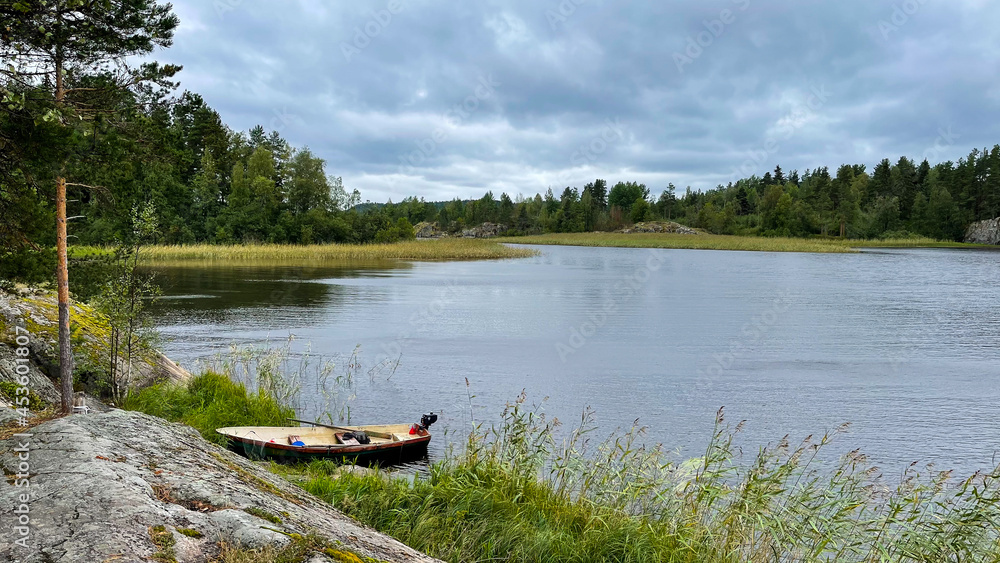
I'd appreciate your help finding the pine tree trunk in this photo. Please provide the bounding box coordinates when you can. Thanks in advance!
[55,44,73,413]
[57,175,73,413]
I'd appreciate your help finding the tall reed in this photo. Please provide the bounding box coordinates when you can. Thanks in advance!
[128,239,537,264]
[296,395,1000,563]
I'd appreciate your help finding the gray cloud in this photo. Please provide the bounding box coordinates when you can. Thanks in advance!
[163,0,1000,201]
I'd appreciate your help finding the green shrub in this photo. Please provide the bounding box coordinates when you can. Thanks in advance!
[0,381,45,410]
[123,371,295,445]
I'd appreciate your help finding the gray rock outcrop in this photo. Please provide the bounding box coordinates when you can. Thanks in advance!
[0,289,191,404]
[461,222,507,238]
[0,343,60,404]
[414,222,445,239]
[617,221,700,235]
[965,217,1000,244]
[0,410,440,563]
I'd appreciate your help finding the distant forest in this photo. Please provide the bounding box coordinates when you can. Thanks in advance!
[6,83,1000,258]
[390,153,1000,241]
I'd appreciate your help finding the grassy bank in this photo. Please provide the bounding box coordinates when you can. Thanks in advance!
[128,374,1000,562]
[500,232,990,253]
[123,372,295,446]
[284,399,1000,563]
[127,239,537,264]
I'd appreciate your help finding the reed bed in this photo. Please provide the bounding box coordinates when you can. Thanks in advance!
[289,395,1000,563]
[501,233,987,254]
[123,340,386,444]
[126,239,537,264]
[126,364,1000,562]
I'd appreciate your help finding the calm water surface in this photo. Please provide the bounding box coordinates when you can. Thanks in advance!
[149,246,1000,474]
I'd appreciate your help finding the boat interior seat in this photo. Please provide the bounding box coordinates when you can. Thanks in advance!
[338,434,362,446]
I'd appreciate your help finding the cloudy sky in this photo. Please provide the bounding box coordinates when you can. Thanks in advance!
[160,0,1000,202]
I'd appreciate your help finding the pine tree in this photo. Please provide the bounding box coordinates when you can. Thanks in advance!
[870,159,893,203]
[0,0,179,412]
[773,165,786,185]
[892,156,919,220]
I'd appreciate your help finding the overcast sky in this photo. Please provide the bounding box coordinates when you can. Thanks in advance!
[160,0,1000,202]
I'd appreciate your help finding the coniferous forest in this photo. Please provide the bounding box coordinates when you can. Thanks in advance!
[3,0,1000,284]
[6,80,999,254]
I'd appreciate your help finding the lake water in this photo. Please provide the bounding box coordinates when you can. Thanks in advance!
[148,245,1000,475]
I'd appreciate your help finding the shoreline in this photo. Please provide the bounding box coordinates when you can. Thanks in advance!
[497,232,994,254]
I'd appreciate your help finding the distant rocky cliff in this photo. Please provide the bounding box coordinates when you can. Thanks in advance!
[964,218,1000,244]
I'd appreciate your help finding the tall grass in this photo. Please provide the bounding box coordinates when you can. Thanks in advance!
[124,340,392,443]
[501,232,990,254]
[123,239,537,264]
[123,371,295,445]
[290,395,1000,563]
[123,351,1000,562]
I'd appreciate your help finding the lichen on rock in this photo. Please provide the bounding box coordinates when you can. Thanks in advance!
[0,289,190,407]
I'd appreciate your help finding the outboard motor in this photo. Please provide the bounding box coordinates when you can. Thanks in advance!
[420,413,438,430]
[410,413,439,435]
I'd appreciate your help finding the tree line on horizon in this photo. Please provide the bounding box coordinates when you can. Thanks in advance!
[380,152,1000,241]
[5,69,998,264]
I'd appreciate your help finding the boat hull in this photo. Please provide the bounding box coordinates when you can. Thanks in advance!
[216,424,431,465]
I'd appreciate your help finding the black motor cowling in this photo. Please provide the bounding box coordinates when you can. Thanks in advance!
[420,413,438,430]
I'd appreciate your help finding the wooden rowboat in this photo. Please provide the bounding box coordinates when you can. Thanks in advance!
[216,415,436,465]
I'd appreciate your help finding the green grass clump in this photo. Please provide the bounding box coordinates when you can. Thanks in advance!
[97,239,537,265]
[175,527,203,538]
[294,395,1000,563]
[244,506,283,525]
[501,232,990,254]
[123,371,295,446]
[149,525,177,563]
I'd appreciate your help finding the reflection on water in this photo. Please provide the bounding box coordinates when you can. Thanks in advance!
[149,247,1000,475]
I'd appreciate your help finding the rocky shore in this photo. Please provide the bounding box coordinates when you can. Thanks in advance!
[414,221,510,239]
[0,410,438,563]
[0,289,440,563]
[0,288,190,401]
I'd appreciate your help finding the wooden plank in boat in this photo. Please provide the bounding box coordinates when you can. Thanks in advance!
[335,433,360,446]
